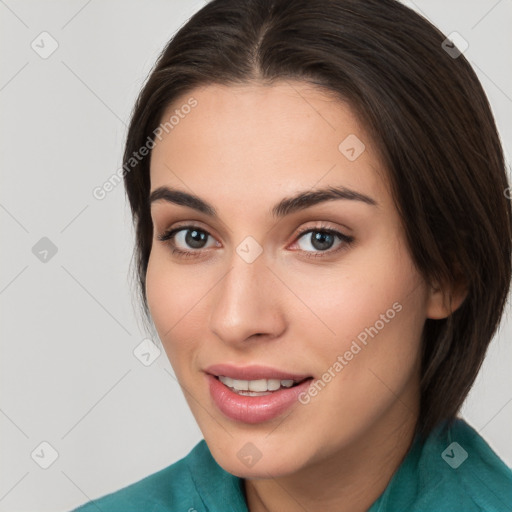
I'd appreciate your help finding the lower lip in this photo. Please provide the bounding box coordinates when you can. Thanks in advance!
[207,374,313,424]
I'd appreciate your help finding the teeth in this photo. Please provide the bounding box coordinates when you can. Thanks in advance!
[220,376,234,388]
[248,379,267,392]
[267,379,281,391]
[232,379,249,391]
[218,376,299,392]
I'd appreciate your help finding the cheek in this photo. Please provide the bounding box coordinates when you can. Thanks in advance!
[145,251,206,369]
[289,246,418,326]
[285,236,426,391]
[274,249,426,455]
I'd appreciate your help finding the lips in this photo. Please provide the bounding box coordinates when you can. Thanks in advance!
[205,364,314,423]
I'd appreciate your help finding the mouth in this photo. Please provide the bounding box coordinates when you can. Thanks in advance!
[205,364,314,423]
[215,375,310,396]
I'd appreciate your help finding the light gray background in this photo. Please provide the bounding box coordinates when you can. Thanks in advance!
[1,1,511,511]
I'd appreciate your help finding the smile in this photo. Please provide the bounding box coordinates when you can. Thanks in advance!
[205,364,314,423]
[218,375,306,395]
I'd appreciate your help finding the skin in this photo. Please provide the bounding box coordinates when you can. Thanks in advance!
[146,81,466,512]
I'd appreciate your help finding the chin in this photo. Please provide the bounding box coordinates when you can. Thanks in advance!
[217,453,303,479]
[205,433,313,479]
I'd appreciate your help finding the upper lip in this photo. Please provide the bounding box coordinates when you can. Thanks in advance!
[205,363,311,381]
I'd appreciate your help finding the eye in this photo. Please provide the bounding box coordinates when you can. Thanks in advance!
[157,225,219,257]
[292,226,354,257]
[157,223,354,260]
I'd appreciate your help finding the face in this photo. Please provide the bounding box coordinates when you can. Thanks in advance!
[146,81,433,478]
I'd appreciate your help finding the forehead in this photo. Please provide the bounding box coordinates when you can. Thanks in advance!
[149,81,389,210]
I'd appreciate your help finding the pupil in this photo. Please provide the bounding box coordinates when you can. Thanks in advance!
[311,231,334,251]
[185,229,207,249]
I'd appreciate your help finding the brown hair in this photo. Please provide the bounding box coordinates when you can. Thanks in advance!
[122,0,511,440]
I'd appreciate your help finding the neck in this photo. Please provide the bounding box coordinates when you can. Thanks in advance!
[244,393,419,512]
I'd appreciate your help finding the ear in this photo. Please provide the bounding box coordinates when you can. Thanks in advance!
[426,275,468,320]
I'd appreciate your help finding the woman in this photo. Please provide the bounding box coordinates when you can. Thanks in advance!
[72,0,512,510]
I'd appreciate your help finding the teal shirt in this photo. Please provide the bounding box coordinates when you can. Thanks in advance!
[71,418,512,511]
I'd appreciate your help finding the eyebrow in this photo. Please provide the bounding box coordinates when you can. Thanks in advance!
[149,185,378,218]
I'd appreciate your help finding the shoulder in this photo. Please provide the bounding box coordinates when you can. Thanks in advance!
[371,417,512,512]
[69,440,246,512]
[442,418,512,510]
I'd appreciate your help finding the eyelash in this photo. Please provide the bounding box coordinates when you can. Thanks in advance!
[156,223,355,260]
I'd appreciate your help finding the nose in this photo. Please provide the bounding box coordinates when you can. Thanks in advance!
[209,249,287,347]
